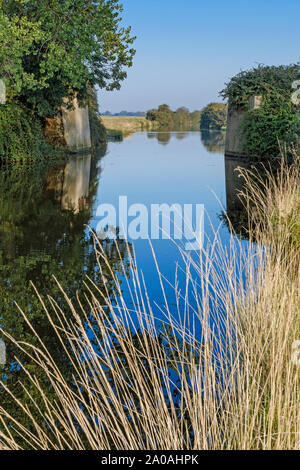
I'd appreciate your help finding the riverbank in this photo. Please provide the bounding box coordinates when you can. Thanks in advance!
[101,115,159,138]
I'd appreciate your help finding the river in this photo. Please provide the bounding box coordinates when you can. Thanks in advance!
[0,129,250,368]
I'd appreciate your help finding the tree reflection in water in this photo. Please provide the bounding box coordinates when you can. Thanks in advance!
[0,148,132,439]
[200,129,226,154]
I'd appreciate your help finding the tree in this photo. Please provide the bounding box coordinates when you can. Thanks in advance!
[174,107,190,127]
[146,104,187,129]
[200,103,227,130]
[154,104,173,127]
[146,105,202,130]
[0,1,136,117]
[146,109,159,121]
[190,110,201,128]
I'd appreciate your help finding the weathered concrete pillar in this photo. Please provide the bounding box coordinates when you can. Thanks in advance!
[61,98,92,153]
[44,97,92,152]
[225,95,262,158]
[225,106,248,158]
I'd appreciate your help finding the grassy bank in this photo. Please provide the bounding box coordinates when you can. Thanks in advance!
[0,159,299,450]
[101,115,159,137]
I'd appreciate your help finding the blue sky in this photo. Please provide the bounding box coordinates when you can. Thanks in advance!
[98,0,300,113]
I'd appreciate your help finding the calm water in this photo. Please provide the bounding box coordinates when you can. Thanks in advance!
[0,130,249,362]
[0,129,253,426]
[91,131,249,308]
[90,131,231,310]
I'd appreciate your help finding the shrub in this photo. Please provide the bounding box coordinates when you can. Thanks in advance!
[0,104,57,163]
[200,102,227,130]
[221,64,300,159]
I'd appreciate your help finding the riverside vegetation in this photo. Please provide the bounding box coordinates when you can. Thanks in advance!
[100,105,205,139]
[0,0,135,162]
[221,64,300,160]
[146,105,202,129]
[200,102,227,130]
[100,102,228,139]
[101,115,158,139]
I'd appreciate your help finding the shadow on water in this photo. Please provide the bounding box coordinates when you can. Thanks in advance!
[198,129,251,239]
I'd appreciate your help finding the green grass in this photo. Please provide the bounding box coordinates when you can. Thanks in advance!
[101,116,158,136]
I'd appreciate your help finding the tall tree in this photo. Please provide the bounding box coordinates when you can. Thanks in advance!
[200,102,227,130]
[0,0,136,116]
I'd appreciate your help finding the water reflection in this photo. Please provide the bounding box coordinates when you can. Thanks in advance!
[175,131,189,140]
[146,129,226,152]
[200,129,226,153]
[0,131,254,443]
[223,156,250,238]
[198,130,249,238]
[225,156,249,212]
[45,153,92,213]
[0,149,131,436]
[147,131,190,145]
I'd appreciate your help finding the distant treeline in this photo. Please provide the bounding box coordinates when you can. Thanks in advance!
[145,103,227,130]
[146,105,201,129]
[102,103,228,130]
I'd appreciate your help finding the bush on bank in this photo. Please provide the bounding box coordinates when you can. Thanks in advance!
[0,104,58,163]
[0,91,107,164]
[221,64,300,159]
[200,102,228,130]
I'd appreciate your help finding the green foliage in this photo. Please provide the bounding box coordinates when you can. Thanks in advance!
[200,102,228,130]
[173,107,190,128]
[190,110,202,127]
[241,94,300,159]
[106,129,123,141]
[220,63,300,109]
[152,104,174,128]
[221,64,300,159]
[0,0,136,117]
[146,104,201,129]
[0,103,61,163]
